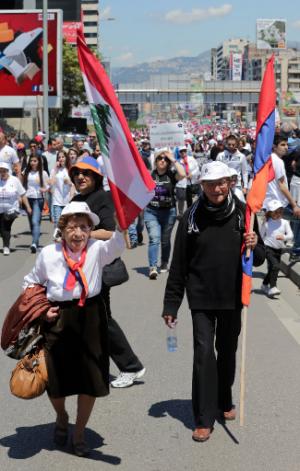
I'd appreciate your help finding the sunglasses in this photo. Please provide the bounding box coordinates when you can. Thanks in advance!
[72,169,92,177]
[156,156,169,162]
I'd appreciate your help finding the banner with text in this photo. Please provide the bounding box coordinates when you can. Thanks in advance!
[150,122,185,149]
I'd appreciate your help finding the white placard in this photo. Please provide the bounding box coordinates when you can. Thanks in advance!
[149,122,185,149]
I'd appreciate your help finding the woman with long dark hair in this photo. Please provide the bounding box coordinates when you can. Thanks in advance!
[23,155,49,253]
[49,150,73,226]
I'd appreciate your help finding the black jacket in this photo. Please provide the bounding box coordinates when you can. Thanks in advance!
[163,196,265,316]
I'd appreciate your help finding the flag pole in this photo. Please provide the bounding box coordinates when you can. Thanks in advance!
[240,211,255,426]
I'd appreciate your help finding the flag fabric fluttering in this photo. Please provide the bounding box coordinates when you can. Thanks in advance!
[77,28,155,230]
[241,55,276,306]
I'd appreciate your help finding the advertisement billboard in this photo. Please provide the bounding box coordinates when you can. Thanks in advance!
[63,21,81,45]
[0,10,62,108]
[256,19,286,49]
[230,53,243,81]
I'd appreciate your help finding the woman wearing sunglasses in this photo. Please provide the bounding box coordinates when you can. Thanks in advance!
[144,148,185,279]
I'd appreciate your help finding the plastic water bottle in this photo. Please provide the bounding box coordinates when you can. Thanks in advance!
[166,324,178,352]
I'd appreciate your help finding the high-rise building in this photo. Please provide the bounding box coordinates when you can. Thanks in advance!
[81,0,99,49]
[36,0,82,21]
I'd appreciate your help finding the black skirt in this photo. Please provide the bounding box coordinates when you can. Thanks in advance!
[43,295,109,398]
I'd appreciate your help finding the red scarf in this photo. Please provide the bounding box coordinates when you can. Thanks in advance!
[62,242,89,307]
[183,156,190,177]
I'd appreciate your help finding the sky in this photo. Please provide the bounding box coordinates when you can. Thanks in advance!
[99,0,300,67]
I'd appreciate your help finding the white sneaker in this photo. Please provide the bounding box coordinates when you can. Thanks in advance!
[149,267,158,280]
[111,367,146,388]
[261,283,269,294]
[3,247,10,255]
[268,287,281,297]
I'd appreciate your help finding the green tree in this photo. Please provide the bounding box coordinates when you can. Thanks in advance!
[50,40,86,131]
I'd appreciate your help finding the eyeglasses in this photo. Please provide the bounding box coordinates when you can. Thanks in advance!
[72,169,92,177]
[156,156,169,162]
[204,179,229,188]
[65,224,91,233]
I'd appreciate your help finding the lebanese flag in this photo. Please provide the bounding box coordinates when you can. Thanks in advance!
[77,28,155,229]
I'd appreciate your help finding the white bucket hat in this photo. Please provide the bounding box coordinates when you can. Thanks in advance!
[264,199,283,212]
[60,202,99,227]
[200,161,231,181]
[0,162,10,171]
[228,167,238,177]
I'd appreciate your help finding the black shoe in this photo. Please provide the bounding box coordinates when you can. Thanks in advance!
[137,232,143,244]
[30,244,37,253]
[54,424,68,447]
[130,242,138,249]
[71,440,90,457]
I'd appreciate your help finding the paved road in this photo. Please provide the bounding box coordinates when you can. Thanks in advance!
[0,216,300,471]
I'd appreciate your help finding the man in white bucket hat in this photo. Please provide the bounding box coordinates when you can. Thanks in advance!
[162,161,265,442]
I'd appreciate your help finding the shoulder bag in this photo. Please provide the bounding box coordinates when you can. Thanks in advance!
[102,257,129,287]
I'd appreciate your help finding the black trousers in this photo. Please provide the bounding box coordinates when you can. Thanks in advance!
[263,246,282,288]
[191,309,242,428]
[101,283,143,373]
[0,212,17,247]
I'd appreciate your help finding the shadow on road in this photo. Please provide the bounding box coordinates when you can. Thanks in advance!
[132,266,149,277]
[149,400,240,444]
[148,399,194,430]
[0,423,121,464]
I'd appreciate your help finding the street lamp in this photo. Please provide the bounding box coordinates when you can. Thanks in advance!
[97,16,116,79]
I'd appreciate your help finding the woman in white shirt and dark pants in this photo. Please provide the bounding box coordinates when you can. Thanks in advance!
[49,151,73,226]
[23,202,125,456]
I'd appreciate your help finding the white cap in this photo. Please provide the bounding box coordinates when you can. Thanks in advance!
[216,134,223,142]
[37,131,46,137]
[60,202,99,227]
[154,147,169,159]
[0,162,10,171]
[265,199,283,212]
[179,145,187,152]
[200,161,231,181]
[228,167,238,177]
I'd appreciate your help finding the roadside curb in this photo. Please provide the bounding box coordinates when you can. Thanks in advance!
[280,253,300,288]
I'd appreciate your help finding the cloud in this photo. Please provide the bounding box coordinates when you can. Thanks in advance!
[100,6,112,20]
[177,49,191,56]
[164,4,233,24]
[115,52,135,65]
[292,20,300,28]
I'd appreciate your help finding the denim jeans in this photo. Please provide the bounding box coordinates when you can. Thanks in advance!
[52,205,64,226]
[144,206,177,268]
[128,211,144,244]
[28,198,44,246]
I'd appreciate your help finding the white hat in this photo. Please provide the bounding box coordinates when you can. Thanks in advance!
[228,167,238,177]
[154,147,169,159]
[200,161,231,181]
[179,145,187,152]
[264,199,283,212]
[0,162,10,171]
[37,131,46,137]
[216,134,223,142]
[60,202,99,227]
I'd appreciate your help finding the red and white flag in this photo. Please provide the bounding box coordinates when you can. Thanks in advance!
[77,28,155,229]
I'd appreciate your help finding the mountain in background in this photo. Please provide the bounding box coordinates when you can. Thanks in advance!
[111,50,211,85]
[111,41,300,85]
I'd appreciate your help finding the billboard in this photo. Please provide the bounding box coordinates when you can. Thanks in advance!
[0,10,62,108]
[63,21,81,44]
[256,19,286,49]
[230,53,243,81]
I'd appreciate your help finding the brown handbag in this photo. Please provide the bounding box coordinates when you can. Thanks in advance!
[10,348,48,400]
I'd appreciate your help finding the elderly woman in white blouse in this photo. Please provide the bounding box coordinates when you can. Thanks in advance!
[23,201,125,457]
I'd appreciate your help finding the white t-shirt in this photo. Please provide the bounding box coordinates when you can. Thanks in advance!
[23,232,125,302]
[260,218,293,249]
[0,144,18,172]
[176,156,200,189]
[216,149,248,189]
[0,175,25,214]
[42,150,57,174]
[264,153,289,208]
[50,167,72,206]
[25,170,49,199]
